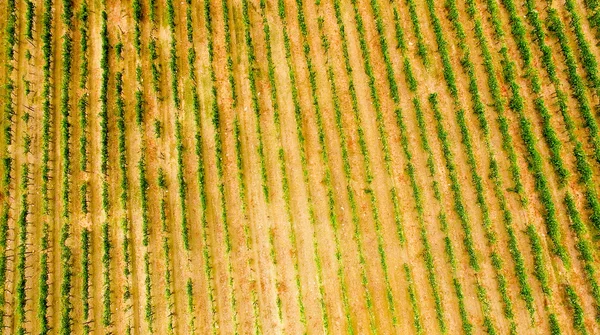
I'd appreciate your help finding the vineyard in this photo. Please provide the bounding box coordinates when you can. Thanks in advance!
[3,0,600,333]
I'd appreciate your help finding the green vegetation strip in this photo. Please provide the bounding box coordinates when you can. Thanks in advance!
[116,71,134,333]
[204,1,241,333]
[449,0,540,325]
[158,170,176,334]
[99,3,112,327]
[317,12,385,333]
[36,0,53,329]
[241,0,270,202]
[0,0,17,332]
[259,0,307,329]
[187,3,218,332]
[505,0,600,320]
[59,0,76,331]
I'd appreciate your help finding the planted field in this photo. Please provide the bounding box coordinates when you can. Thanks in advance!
[3,0,600,333]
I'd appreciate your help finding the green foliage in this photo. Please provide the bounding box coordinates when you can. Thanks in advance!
[565,285,589,334]
[175,120,189,250]
[318,12,384,333]
[428,94,479,270]
[545,8,600,164]
[167,0,180,108]
[154,119,162,138]
[79,94,89,171]
[25,0,35,40]
[205,2,241,332]
[565,193,600,321]
[404,0,429,66]
[80,183,88,214]
[498,0,568,185]
[404,265,424,334]
[15,165,30,335]
[241,0,270,202]
[499,47,569,265]
[101,222,112,326]
[81,229,91,334]
[259,0,306,328]
[144,253,154,332]
[133,0,142,55]
[38,223,50,335]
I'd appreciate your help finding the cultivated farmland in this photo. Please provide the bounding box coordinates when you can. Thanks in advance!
[2,0,600,333]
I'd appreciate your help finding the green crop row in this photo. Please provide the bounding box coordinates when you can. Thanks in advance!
[241,0,270,202]
[581,0,600,38]
[5,0,17,62]
[32,0,50,318]
[138,156,150,246]
[348,0,406,246]
[404,264,424,335]
[444,0,532,326]
[0,0,18,330]
[259,0,307,328]
[526,224,561,334]
[565,194,600,321]
[411,98,453,333]
[148,38,161,93]
[167,0,179,108]
[116,72,129,207]
[221,0,237,106]
[180,5,196,334]
[15,165,29,335]
[543,5,600,232]
[40,0,52,214]
[424,0,457,99]
[204,1,240,332]
[522,1,600,239]
[158,172,175,335]
[428,94,485,333]
[499,8,564,183]
[99,8,111,323]
[101,221,112,326]
[78,0,89,255]
[174,120,189,249]
[424,2,478,270]
[100,9,109,183]
[81,228,91,335]
[404,0,429,66]
[499,46,569,265]
[525,225,551,295]
[444,0,499,247]
[38,223,50,335]
[363,0,460,330]
[144,253,154,333]
[79,0,89,89]
[545,8,600,164]
[564,0,600,97]
[116,71,134,333]
[565,285,589,334]
[391,8,417,92]
[25,0,34,40]
[276,1,333,331]
[187,5,218,333]
[59,0,75,331]
[78,94,88,172]
[233,115,262,335]
[517,0,600,313]
[133,0,142,55]
[134,2,157,331]
[453,278,473,334]
[318,13,384,333]
[294,1,361,331]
